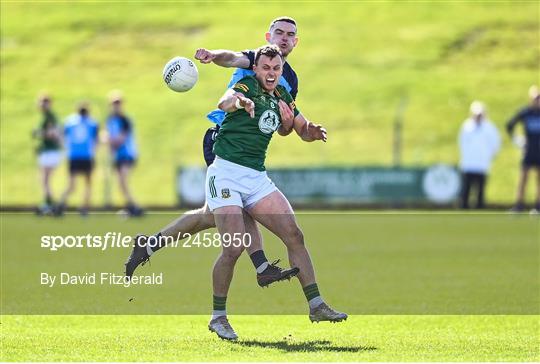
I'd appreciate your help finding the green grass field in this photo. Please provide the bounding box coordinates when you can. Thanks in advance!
[1,315,538,361]
[1,211,538,361]
[1,2,539,206]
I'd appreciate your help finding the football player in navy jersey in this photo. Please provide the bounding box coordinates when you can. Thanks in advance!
[507,85,540,212]
[106,91,143,217]
[125,17,306,288]
[196,16,300,166]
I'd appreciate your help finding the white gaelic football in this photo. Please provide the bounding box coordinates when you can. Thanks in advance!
[162,57,198,92]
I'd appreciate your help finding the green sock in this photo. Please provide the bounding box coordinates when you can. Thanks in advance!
[213,295,227,311]
[303,283,320,301]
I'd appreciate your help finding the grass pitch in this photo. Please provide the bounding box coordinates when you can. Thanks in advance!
[1,211,538,361]
[2,213,537,315]
[1,315,538,361]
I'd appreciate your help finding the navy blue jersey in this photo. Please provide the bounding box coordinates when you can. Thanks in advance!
[107,113,138,161]
[507,106,540,156]
[206,49,299,125]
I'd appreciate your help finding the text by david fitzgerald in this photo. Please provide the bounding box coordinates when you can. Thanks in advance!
[40,272,163,288]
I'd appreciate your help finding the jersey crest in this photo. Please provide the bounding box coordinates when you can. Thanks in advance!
[258,110,280,134]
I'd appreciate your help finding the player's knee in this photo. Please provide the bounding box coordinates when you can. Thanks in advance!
[202,210,216,228]
[221,247,243,262]
[284,226,305,247]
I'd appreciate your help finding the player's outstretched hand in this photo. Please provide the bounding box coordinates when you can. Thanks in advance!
[312,124,328,142]
[194,48,216,64]
[238,96,255,118]
[278,100,294,132]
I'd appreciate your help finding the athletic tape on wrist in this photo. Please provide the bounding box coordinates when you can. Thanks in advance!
[235,97,242,110]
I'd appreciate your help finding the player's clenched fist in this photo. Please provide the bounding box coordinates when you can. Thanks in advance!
[194,48,216,64]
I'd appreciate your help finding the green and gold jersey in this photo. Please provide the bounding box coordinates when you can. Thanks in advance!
[213,76,300,171]
[38,110,61,153]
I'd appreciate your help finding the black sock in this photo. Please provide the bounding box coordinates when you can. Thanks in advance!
[148,232,167,253]
[45,195,53,205]
[249,250,268,271]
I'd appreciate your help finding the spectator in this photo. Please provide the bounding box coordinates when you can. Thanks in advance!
[507,85,540,213]
[55,102,99,216]
[458,101,501,209]
[33,94,62,215]
[105,90,143,216]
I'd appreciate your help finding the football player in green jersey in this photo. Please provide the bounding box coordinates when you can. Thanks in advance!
[34,94,62,215]
[126,18,302,290]
[207,45,346,340]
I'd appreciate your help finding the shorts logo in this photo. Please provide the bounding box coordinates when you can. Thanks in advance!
[258,110,280,134]
[221,188,231,199]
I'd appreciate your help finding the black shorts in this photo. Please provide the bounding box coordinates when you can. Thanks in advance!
[69,159,94,174]
[522,153,540,168]
[202,125,220,167]
[115,158,136,170]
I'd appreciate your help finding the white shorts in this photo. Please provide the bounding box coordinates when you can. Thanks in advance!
[205,157,277,211]
[38,150,62,168]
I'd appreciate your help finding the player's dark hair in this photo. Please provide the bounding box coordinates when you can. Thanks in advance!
[269,16,297,31]
[38,94,51,103]
[254,44,283,65]
[78,102,89,116]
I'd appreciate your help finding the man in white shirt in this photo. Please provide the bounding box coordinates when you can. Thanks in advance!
[458,101,501,209]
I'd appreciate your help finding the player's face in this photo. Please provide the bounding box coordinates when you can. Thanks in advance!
[266,21,298,57]
[111,100,123,113]
[40,99,50,111]
[253,55,283,92]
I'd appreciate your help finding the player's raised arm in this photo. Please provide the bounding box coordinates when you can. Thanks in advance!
[194,48,251,68]
[217,89,255,118]
[293,113,328,142]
